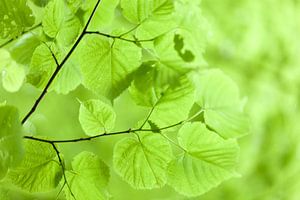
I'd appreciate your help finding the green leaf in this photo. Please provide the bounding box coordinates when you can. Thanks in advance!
[78,35,142,99]
[0,105,23,180]
[79,99,116,136]
[84,0,119,30]
[64,151,110,200]
[27,43,57,89]
[2,61,25,93]
[0,0,35,39]
[148,77,195,127]
[120,0,176,39]
[9,32,41,65]
[0,49,25,92]
[168,122,239,197]
[7,140,62,192]
[30,0,50,7]
[129,64,158,107]
[27,43,81,94]
[153,31,204,86]
[113,133,173,189]
[42,0,81,46]
[66,0,83,13]
[195,69,249,138]
[174,0,208,57]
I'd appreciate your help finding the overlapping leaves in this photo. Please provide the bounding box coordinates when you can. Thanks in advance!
[195,69,249,138]
[0,0,250,199]
[78,35,141,99]
[168,122,239,196]
[6,140,62,192]
[63,151,110,200]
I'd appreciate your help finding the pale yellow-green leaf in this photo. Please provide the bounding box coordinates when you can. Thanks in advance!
[64,151,110,200]
[7,140,62,192]
[79,99,116,136]
[168,122,239,196]
[113,133,173,189]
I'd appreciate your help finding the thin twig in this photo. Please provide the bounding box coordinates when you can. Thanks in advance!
[85,31,155,43]
[21,0,102,124]
[23,119,186,144]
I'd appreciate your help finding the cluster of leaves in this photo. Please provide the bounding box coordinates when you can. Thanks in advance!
[0,0,249,199]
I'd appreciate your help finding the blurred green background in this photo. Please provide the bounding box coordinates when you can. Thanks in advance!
[1,0,300,199]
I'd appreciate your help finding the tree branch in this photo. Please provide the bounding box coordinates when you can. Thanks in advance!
[23,110,204,144]
[23,120,185,144]
[21,0,102,124]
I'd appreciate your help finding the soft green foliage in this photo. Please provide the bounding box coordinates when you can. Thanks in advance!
[64,151,110,200]
[148,77,195,127]
[130,73,195,127]
[9,33,41,66]
[78,35,141,99]
[42,0,81,46]
[86,0,119,30]
[0,105,23,179]
[0,49,25,92]
[0,0,259,199]
[195,69,249,138]
[6,140,62,192]
[168,122,239,196]
[120,0,176,39]
[113,133,173,189]
[79,99,116,136]
[0,0,35,39]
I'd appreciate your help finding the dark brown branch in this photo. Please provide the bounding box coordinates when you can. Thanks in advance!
[21,0,102,124]
[23,120,185,144]
[0,23,42,49]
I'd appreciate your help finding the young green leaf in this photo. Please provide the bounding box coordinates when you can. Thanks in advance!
[79,99,116,136]
[64,151,110,200]
[42,0,81,46]
[7,140,62,192]
[168,122,239,197]
[120,0,176,39]
[195,69,249,138]
[153,31,203,86]
[0,49,25,92]
[78,35,142,99]
[9,32,41,65]
[113,133,173,189]
[84,0,119,30]
[129,65,159,107]
[0,105,23,180]
[148,77,195,127]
